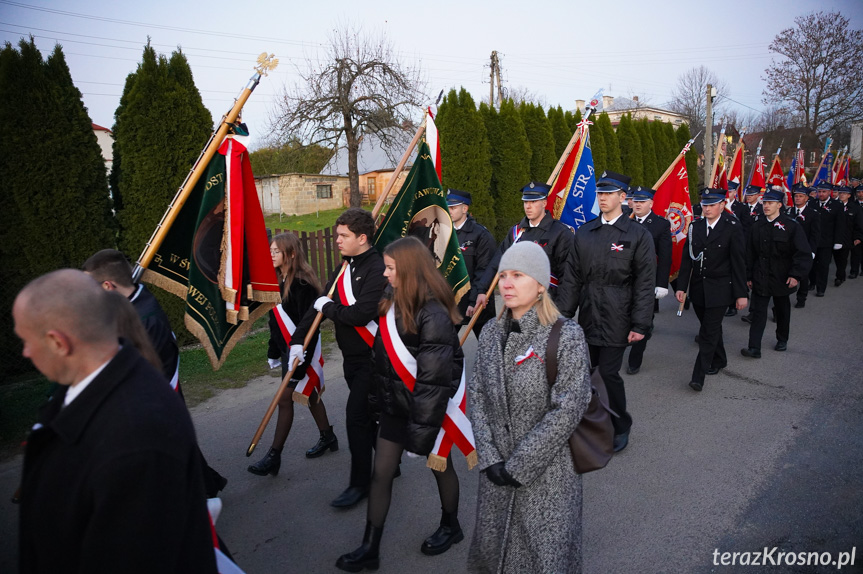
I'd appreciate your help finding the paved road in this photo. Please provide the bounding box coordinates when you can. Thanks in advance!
[1,273,861,573]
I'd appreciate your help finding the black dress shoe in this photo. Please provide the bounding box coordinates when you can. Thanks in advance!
[612,431,630,453]
[740,347,762,359]
[705,367,719,376]
[774,341,787,351]
[795,300,805,308]
[688,381,703,392]
[741,314,753,324]
[835,278,844,287]
[725,307,737,317]
[626,365,640,375]
[815,291,825,297]
[331,486,369,509]
[306,426,339,458]
[850,273,858,279]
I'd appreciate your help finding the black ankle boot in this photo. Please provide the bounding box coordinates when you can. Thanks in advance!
[336,522,383,572]
[306,426,338,458]
[247,447,281,476]
[420,510,463,556]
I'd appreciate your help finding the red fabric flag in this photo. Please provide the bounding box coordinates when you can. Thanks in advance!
[728,145,744,187]
[750,156,766,189]
[546,125,586,215]
[426,107,441,182]
[653,154,693,281]
[766,156,791,205]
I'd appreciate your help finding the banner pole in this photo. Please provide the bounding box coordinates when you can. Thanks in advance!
[371,119,427,221]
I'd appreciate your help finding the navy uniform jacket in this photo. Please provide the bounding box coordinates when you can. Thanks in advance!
[746,213,813,296]
[454,215,497,311]
[835,200,863,249]
[814,198,842,248]
[19,345,217,574]
[677,212,748,308]
[788,203,821,252]
[633,211,672,288]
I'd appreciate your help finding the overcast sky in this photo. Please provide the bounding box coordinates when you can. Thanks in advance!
[3,0,862,149]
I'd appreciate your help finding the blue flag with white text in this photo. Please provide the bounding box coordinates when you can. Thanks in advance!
[813,152,833,186]
[558,135,599,231]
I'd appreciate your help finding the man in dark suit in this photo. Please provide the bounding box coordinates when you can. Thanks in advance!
[832,185,863,286]
[789,183,820,308]
[811,182,842,297]
[742,184,764,229]
[851,184,863,278]
[675,189,748,392]
[741,189,813,357]
[626,186,672,375]
[13,270,216,574]
[724,182,749,317]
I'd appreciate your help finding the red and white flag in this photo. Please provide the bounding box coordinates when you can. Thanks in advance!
[653,152,693,282]
[426,107,442,183]
[336,265,378,347]
[766,156,791,205]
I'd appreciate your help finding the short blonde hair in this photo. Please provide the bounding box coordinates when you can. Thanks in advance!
[498,288,561,326]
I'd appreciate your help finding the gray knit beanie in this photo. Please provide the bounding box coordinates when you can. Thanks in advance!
[498,241,550,287]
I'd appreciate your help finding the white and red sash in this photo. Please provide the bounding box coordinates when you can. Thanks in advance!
[272,304,325,404]
[336,264,378,347]
[379,305,477,471]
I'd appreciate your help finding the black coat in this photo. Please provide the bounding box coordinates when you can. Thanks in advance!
[293,247,387,359]
[568,214,656,346]
[677,212,748,308]
[814,199,842,248]
[788,203,821,252]
[835,200,863,249]
[747,213,813,296]
[476,211,574,312]
[372,298,464,455]
[634,211,673,288]
[455,215,497,310]
[19,345,217,574]
[741,201,764,237]
[268,278,320,379]
[130,283,178,381]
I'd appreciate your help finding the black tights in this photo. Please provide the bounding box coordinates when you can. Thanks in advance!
[367,437,459,528]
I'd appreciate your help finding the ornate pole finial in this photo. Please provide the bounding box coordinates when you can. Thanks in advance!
[255,53,279,76]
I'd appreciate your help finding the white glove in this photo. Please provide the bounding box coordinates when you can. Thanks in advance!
[288,344,305,368]
[267,358,281,369]
[654,287,669,299]
[405,451,423,459]
[834,243,843,250]
[812,252,816,259]
[314,296,332,312]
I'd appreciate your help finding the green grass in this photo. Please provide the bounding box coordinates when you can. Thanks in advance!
[264,202,388,233]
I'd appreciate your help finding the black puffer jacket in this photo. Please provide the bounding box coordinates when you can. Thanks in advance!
[372,297,464,455]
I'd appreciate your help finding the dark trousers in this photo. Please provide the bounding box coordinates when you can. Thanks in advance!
[589,345,631,435]
[834,248,850,281]
[343,355,377,489]
[691,304,727,385]
[627,314,654,370]
[851,243,862,275]
[812,247,832,292]
[748,293,791,349]
[797,273,810,303]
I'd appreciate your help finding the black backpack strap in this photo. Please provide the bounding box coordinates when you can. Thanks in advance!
[545,317,566,386]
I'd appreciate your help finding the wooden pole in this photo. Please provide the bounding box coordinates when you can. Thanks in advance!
[133,63,273,282]
[708,122,726,188]
[653,131,700,190]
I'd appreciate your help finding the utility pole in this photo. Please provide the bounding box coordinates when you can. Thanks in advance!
[494,54,503,106]
[704,83,715,186]
[489,51,502,109]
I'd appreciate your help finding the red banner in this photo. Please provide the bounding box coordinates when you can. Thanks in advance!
[653,154,693,282]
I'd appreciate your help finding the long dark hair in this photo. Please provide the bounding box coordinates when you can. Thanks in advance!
[271,232,322,302]
[377,236,461,333]
[103,291,163,371]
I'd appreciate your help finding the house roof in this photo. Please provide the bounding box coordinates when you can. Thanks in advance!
[320,127,414,176]
[92,123,112,133]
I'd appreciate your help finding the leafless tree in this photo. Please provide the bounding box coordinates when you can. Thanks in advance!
[668,66,730,133]
[498,85,546,108]
[270,26,427,207]
[763,11,863,139]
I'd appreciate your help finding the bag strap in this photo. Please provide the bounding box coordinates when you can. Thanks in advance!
[545,318,566,386]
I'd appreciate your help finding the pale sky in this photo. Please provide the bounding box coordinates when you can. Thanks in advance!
[3,0,862,150]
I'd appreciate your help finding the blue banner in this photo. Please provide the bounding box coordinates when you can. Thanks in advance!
[813,152,833,185]
[559,136,598,231]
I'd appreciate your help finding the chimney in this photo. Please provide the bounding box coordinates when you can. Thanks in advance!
[633,96,639,104]
[575,99,585,112]
[602,95,614,109]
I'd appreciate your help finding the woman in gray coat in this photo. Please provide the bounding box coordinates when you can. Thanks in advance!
[468,241,592,574]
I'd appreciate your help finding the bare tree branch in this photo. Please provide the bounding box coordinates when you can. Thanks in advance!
[668,66,730,134]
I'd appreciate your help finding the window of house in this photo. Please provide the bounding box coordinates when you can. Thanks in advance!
[810,152,816,164]
[654,115,662,122]
[367,177,376,197]
[316,184,333,199]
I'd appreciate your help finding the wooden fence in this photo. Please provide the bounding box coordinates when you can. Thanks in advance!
[268,226,339,286]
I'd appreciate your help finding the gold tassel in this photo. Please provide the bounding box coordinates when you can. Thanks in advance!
[238,305,250,321]
[426,453,448,472]
[226,309,239,325]
[292,391,310,406]
[465,450,478,471]
[247,284,254,299]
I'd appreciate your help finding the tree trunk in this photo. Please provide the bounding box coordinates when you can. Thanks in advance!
[345,122,361,208]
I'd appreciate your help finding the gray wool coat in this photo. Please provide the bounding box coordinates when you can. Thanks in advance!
[468,308,592,574]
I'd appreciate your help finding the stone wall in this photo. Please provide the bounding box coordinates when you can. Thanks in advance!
[254,173,348,216]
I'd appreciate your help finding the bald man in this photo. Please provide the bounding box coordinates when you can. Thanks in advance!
[13,270,216,574]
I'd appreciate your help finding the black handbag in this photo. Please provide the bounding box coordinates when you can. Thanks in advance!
[546,318,617,474]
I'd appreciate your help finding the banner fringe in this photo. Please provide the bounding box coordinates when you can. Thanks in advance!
[238,306,250,321]
[426,453,448,472]
[251,289,282,303]
[141,269,187,299]
[465,450,478,471]
[226,309,239,325]
[292,391,310,406]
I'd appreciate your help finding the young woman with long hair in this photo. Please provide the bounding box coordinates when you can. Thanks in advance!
[336,236,465,572]
[247,232,338,477]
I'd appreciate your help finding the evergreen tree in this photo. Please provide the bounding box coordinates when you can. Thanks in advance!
[596,112,622,174]
[589,118,607,177]
[1,39,115,375]
[249,141,334,176]
[520,102,556,183]
[436,87,495,231]
[113,43,213,258]
[548,105,571,159]
[568,108,582,133]
[482,99,531,240]
[617,114,644,186]
[636,119,660,187]
[676,123,700,204]
[650,120,673,178]
[662,122,679,164]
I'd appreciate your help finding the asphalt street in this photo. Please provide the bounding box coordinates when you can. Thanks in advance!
[1,269,861,573]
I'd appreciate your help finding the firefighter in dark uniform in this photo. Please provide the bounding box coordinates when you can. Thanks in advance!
[675,189,748,392]
[832,185,863,286]
[473,182,574,316]
[810,182,842,297]
[626,186,672,375]
[725,181,749,317]
[568,171,656,452]
[789,183,820,308]
[851,184,863,278]
[446,189,497,338]
[740,188,813,357]
[742,184,764,230]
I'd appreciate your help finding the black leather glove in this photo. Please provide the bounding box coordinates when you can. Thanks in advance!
[484,462,521,487]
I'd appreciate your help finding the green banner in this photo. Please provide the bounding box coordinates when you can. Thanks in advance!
[374,140,470,303]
